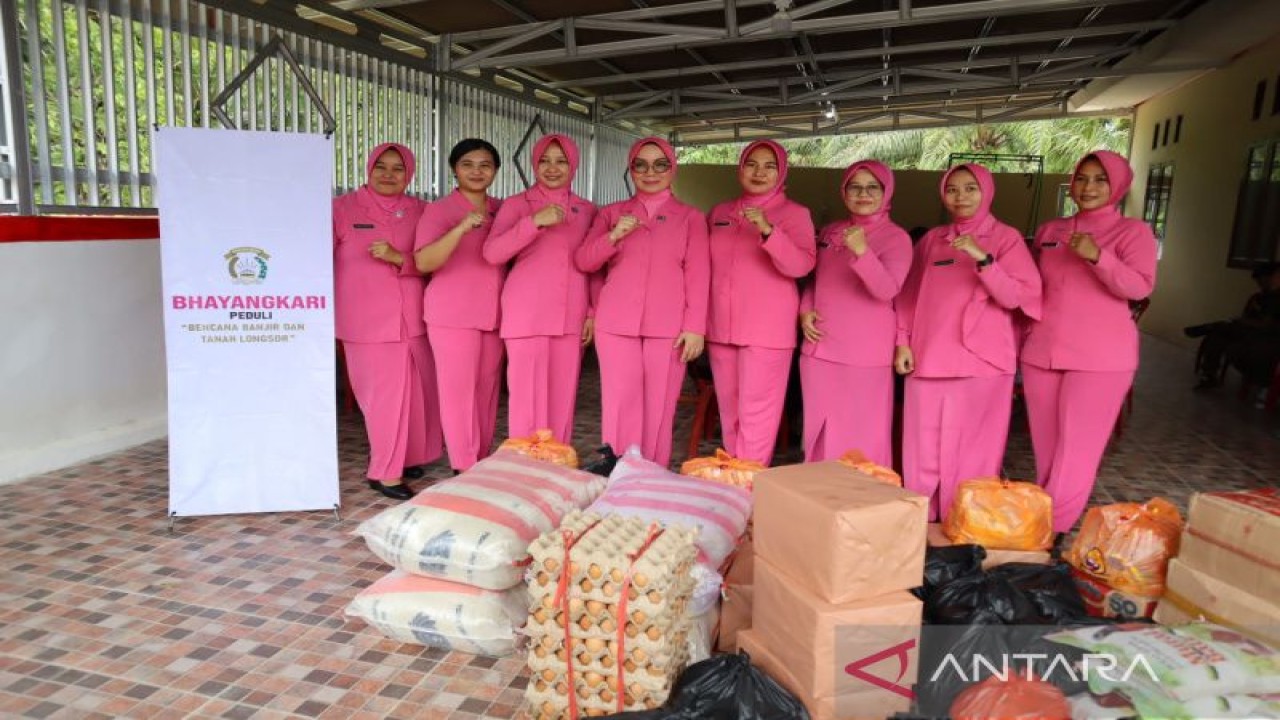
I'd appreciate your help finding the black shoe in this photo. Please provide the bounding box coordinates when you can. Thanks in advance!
[368,480,414,500]
[403,466,427,479]
[1050,532,1069,560]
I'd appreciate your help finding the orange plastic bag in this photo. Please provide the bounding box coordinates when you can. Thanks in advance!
[944,477,1054,551]
[1065,497,1183,597]
[950,673,1070,720]
[836,449,903,487]
[497,429,579,468]
[680,449,764,490]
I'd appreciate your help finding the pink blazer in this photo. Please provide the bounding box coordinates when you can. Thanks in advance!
[576,195,710,337]
[332,191,427,343]
[706,195,816,349]
[800,219,913,367]
[897,218,1042,377]
[483,189,598,339]
[1022,216,1156,372]
[414,190,505,332]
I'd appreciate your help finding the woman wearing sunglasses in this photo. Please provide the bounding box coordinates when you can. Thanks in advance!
[576,137,709,466]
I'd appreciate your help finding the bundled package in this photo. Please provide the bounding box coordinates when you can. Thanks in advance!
[836,449,903,487]
[714,538,754,653]
[679,448,764,490]
[1066,497,1182,596]
[943,477,1053,551]
[1176,489,1280,605]
[1047,622,1280,719]
[344,570,525,656]
[524,511,698,719]
[1156,559,1280,647]
[356,451,607,589]
[500,429,580,468]
[926,523,1050,570]
[754,461,927,604]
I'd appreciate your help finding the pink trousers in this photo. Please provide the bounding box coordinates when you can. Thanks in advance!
[343,336,443,480]
[708,342,792,465]
[800,356,894,466]
[1022,364,1134,533]
[595,330,686,467]
[504,334,583,443]
[428,325,504,471]
[903,374,1013,522]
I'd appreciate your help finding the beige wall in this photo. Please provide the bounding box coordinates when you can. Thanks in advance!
[1126,36,1280,346]
[675,165,1069,238]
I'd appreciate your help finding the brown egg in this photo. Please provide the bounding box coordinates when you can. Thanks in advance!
[632,647,649,663]
[630,610,648,625]
[584,637,606,652]
[540,668,556,682]
[579,578,594,593]
[610,568,624,583]
[588,563,602,580]
[600,688,614,703]
[542,558,559,572]
[647,590,662,603]
[583,671,603,688]
[585,599,606,617]
[633,572,649,588]
[645,626,661,641]
[599,617,615,633]
[625,624,638,638]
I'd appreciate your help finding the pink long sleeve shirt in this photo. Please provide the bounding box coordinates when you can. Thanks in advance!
[332,191,427,343]
[896,218,1042,377]
[575,195,710,337]
[1021,215,1157,372]
[414,190,505,331]
[706,195,816,349]
[800,219,913,367]
[483,189,597,339]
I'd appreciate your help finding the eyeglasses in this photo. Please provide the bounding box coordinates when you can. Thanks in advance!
[845,184,883,196]
[631,160,672,175]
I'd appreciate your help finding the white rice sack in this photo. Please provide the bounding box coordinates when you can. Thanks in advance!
[590,448,752,570]
[1047,622,1280,702]
[356,451,608,589]
[345,570,525,657]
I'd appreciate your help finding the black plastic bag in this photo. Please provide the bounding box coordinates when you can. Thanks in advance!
[922,544,986,595]
[987,562,1086,625]
[926,571,1038,625]
[602,652,810,720]
[581,445,620,477]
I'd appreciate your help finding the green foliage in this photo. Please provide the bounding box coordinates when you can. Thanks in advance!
[677,117,1133,173]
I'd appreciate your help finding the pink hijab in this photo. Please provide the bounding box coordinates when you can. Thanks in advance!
[1072,150,1134,235]
[359,142,417,218]
[736,139,789,209]
[940,163,996,237]
[841,159,895,229]
[628,136,676,217]
[527,133,580,207]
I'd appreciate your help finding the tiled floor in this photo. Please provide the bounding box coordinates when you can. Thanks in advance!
[1,336,1277,719]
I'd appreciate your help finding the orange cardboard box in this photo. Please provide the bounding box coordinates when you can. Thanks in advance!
[716,584,753,652]
[751,556,921,701]
[754,461,928,603]
[738,629,912,720]
[1154,558,1280,647]
[1181,489,1280,600]
[1069,566,1160,619]
[926,523,1051,570]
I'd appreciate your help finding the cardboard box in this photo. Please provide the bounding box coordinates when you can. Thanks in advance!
[926,523,1052,570]
[724,538,754,585]
[1069,566,1159,619]
[754,461,928,603]
[752,556,921,701]
[738,629,912,720]
[1182,489,1280,597]
[1154,558,1280,647]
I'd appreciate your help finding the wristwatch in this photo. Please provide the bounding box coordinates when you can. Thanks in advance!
[976,253,995,268]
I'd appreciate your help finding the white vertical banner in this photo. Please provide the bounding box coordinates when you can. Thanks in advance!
[157,127,339,516]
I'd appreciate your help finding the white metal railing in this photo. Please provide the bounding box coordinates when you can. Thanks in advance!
[2,0,638,215]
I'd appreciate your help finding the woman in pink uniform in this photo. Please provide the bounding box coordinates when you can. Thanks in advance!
[706,140,816,464]
[483,134,597,443]
[799,160,912,465]
[414,139,504,473]
[895,164,1041,521]
[1022,151,1157,537]
[333,142,443,499]
[576,137,710,466]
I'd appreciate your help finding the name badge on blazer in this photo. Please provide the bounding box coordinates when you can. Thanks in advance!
[656,215,667,223]
[353,223,375,229]
[1040,241,1060,248]
[932,258,956,266]
[713,218,732,227]
[571,206,580,214]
